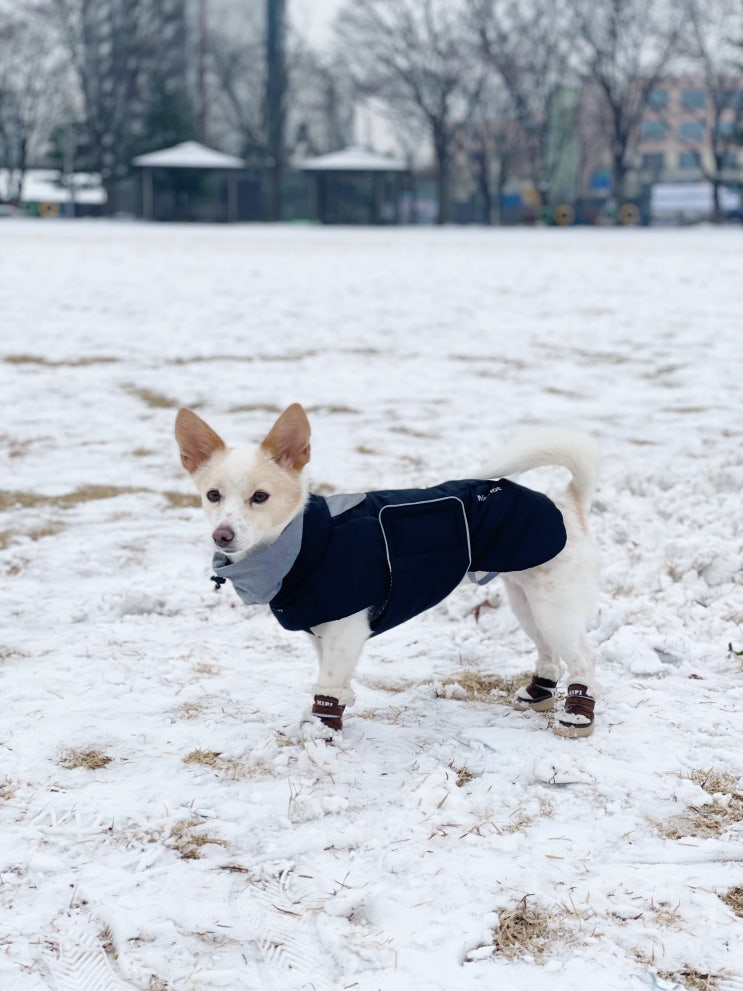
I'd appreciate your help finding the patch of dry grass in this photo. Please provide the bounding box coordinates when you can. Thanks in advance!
[99,926,117,960]
[0,485,148,511]
[494,897,553,959]
[657,969,719,991]
[124,385,176,409]
[176,701,206,720]
[184,749,223,768]
[162,490,200,508]
[659,769,743,840]
[498,897,579,960]
[192,662,221,676]
[643,899,691,932]
[720,886,743,917]
[465,895,583,964]
[0,646,28,662]
[389,424,436,439]
[169,350,322,367]
[168,818,227,860]
[3,354,118,367]
[6,437,43,459]
[306,403,360,415]
[183,748,262,781]
[27,522,67,542]
[0,486,195,542]
[228,402,283,415]
[449,763,479,788]
[0,779,18,801]
[169,354,256,366]
[436,670,530,702]
[361,677,418,695]
[59,749,113,771]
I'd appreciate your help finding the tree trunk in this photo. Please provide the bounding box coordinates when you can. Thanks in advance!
[265,0,286,222]
[712,176,722,224]
[612,150,627,223]
[494,164,507,226]
[434,129,451,224]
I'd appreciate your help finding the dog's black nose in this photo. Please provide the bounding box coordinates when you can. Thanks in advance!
[212,526,235,548]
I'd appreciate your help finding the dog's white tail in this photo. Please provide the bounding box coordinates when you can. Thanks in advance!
[480,428,599,507]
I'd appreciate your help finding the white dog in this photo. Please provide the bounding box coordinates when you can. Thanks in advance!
[175,404,600,738]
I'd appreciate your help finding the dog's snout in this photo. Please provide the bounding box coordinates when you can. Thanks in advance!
[212,526,235,548]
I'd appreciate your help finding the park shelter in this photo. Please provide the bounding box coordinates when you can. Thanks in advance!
[132,141,245,222]
[299,145,408,224]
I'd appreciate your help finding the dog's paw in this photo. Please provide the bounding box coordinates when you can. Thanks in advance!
[299,696,346,743]
[300,716,342,745]
[311,694,346,733]
[513,675,557,713]
[553,684,595,738]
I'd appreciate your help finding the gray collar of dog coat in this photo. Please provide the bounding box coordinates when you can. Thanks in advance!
[211,492,365,605]
[212,514,303,604]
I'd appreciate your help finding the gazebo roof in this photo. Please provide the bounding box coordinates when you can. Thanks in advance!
[299,145,407,172]
[132,141,244,169]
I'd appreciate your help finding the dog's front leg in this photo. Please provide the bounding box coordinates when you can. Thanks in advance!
[307,609,371,733]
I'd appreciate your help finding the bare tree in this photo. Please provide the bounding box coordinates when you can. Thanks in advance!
[208,6,351,217]
[456,80,531,223]
[207,15,267,164]
[566,0,683,211]
[467,0,573,207]
[291,49,355,157]
[683,0,743,222]
[0,3,67,203]
[52,0,194,214]
[334,0,486,223]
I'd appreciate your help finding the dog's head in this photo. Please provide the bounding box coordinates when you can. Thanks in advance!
[175,404,311,561]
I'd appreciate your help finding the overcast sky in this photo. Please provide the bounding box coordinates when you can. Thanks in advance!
[290,0,345,47]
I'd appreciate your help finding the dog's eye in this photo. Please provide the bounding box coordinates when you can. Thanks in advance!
[251,490,270,505]
[206,489,221,503]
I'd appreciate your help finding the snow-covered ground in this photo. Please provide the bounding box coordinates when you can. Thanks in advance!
[1,220,742,991]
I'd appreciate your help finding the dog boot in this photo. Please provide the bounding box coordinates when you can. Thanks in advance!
[554,684,595,738]
[312,695,346,733]
[513,675,557,712]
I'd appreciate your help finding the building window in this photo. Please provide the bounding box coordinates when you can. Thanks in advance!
[641,152,665,172]
[680,121,705,141]
[722,90,743,110]
[678,151,701,170]
[645,89,668,109]
[640,120,668,141]
[681,90,706,110]
[722,152,738,169]
[716,121,735,140]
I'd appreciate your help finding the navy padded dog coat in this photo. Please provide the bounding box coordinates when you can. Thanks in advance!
[214,478,566,638]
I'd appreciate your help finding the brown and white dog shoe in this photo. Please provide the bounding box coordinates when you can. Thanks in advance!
[513,675,557,713]
[554,683,595,738]
[311,694,346,734]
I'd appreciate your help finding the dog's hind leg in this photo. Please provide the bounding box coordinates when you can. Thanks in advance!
[505,582,560,713]
[533,602,596,737]
[552,636,596,738]
[307,610,371,733]
[506,579,597,735]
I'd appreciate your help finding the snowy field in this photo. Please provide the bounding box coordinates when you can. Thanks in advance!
[1,219,742,991]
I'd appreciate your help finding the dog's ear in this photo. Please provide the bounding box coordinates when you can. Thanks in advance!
[175,408,226,474]
[260,403,311,471]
